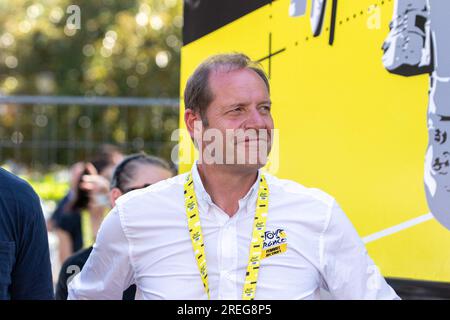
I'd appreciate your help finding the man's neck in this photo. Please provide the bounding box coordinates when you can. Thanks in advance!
[196,163,259,217]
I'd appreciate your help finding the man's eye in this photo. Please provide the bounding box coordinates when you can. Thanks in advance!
[230,107,242,113]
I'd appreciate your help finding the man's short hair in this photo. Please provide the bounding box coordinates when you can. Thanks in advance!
[184,53,270,126]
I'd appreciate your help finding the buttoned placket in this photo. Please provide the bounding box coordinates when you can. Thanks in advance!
[210,184,260,300]
[192,165,261,300]
[216,205,238,300]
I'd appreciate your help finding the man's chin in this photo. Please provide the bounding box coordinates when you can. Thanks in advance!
[222,158,268,170]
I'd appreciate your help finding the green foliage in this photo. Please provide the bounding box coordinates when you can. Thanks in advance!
[21,171,69,201]
[0,0,182,167]
[0,0,182,96]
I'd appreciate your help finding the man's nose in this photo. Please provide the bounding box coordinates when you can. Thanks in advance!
[244,107,267,130]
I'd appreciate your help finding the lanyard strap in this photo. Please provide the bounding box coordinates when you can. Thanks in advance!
[81,210,94,249]
[183,172,269,300]
[81,209,107,249]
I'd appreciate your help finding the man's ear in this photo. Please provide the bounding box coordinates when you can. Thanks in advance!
[184,108,203,139]
[110,188,123,207]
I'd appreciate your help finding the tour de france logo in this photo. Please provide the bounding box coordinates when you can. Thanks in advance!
[261,228,288,259]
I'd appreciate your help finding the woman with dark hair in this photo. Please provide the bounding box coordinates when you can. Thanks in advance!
[108,153,175,206]
[55,155,121,264]
[55,153,174,300]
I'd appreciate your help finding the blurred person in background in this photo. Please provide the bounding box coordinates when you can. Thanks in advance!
[55,153,174,300]
[55,144,123,263]
[46,162,85,232]
[0,167,54,299]
[49,145,124,232]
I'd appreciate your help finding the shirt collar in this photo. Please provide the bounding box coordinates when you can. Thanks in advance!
[190,161,261,207]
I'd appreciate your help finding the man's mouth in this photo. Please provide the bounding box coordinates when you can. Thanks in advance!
[236,138,268,145]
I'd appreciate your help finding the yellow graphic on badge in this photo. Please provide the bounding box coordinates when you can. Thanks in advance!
[261,229,287,259]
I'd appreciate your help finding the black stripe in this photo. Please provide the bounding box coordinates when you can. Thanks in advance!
[386,278,450,299]
[256,48,286,63]
[183,0,273,45]
[329,0,338,45]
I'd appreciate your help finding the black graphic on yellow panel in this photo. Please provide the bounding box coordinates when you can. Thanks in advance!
[180,0,450,285]
[382,0,450,231]
[183,0,272,45]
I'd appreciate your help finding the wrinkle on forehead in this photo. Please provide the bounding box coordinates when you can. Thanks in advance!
[209,68,269,97]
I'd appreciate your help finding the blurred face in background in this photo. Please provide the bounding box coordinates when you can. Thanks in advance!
[70,162,86,192]
[101,152,125,182]
[109,163,173,207]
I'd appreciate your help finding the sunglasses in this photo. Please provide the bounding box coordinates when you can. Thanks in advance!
[122,183,152,194]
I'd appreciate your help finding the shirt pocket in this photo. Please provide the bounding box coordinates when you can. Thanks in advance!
[0,241,15,299]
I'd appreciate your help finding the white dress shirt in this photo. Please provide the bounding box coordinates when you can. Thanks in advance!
[68,164,399,300]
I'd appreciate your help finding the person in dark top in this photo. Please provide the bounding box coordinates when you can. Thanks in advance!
[55,153,174,300]
[0,167,54,300]
[55,163,111,261]
[55,145,124,263]
[50,192,72,228]
[55,247,137,300]
[47,162,85,232]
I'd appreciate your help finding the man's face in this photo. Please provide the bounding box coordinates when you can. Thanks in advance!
[199,68,274,169]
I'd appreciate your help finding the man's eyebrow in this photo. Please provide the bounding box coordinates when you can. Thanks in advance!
[258,100,272,106]
[223,102,248,109]
[222,100,271,109]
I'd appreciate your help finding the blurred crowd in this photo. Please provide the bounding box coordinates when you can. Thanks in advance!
[45,144,175,299]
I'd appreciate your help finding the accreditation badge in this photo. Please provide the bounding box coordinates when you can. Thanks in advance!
[261,228,287,259]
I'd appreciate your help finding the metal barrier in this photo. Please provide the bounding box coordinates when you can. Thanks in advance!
[0,95,179,168]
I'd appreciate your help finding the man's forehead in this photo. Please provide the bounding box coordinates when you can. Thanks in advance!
[209,67,262,83]
[208,68,270,97]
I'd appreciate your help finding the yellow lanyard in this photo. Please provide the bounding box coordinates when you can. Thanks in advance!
[81,209,107,249]
[81,210,94,249]
[183,172,269,300]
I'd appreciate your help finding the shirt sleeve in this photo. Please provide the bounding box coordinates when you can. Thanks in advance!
[319,200,400,300]
[10,184,54,300]
[68,206,134,300]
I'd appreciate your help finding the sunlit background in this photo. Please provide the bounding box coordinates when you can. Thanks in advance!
[0,0,183,283]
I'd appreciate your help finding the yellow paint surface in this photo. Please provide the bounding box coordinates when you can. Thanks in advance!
[179,0,450,282]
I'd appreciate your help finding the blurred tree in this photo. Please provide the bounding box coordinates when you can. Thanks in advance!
[0,0,182,96]
[0,0,182,167]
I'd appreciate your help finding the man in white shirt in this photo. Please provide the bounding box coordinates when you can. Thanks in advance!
[68,53,399,300]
